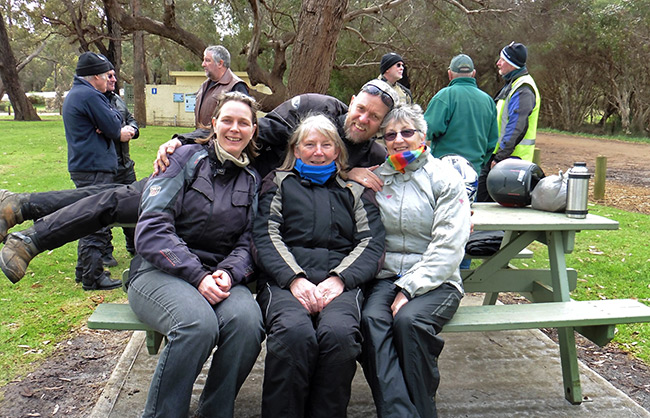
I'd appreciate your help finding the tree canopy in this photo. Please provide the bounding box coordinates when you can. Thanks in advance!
[2,0,650,135]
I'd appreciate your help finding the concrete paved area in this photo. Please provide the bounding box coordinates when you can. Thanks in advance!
[90,294,650,417]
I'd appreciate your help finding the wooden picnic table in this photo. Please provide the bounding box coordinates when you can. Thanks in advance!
[89,202,650,405]
[448,203,650,404]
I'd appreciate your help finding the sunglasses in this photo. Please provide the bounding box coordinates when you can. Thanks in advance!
[383,129,420,142]
[361,84,395,109]
[396,63,404,68]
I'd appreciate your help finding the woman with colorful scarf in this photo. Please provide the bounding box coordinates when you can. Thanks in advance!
[252,114,385,418]
[360,104,472,418]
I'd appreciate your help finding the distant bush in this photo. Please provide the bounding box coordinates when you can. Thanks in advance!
[27,95,46,106]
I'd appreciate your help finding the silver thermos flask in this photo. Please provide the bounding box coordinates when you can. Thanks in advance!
[566,162,590,218]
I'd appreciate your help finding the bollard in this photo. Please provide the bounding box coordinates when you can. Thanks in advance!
[593,155,607,200]
[533,147,541,167]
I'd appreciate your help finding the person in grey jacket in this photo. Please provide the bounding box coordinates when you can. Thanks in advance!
[360,104,472,418]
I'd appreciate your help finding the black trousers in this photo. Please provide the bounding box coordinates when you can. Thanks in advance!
[257,282,363,418]
[360,279,462,418]
[69,172,116,285]
[31,179,145,252]
[114,160,138,253]
[476,155,495,202]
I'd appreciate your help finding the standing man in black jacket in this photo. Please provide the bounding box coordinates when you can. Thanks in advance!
[104,65,140,258]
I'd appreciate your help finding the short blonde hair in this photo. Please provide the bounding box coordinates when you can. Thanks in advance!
[279,114,348,172]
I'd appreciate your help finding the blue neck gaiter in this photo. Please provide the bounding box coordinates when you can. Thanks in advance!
[295,159,337,185]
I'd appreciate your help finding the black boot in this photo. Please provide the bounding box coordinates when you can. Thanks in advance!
[82,271,122,291]
[102,254,119,267]
[0,190,28,242]
[0,230,41,283]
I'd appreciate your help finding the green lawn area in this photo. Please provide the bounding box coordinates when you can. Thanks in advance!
[0,117,649,391]
[0,117,181,388]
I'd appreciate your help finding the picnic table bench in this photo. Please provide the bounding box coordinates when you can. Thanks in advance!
[87,203,650,405]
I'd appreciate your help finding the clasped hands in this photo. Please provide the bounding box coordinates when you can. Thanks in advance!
[198,270,232,305]
[290,276,345,314]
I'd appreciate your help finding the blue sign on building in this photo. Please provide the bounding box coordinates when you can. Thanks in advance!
[185,94,197,112]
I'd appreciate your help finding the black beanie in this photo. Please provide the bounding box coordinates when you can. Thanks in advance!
[76,52,112,76]
[500,42,527,69]
[100,54,115,71]
[380,52,404,75]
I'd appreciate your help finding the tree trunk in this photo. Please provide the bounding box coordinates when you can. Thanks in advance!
[132,0,147,126]
[104,4,122,91]
[0,11,40,121]
[288,0,349,96]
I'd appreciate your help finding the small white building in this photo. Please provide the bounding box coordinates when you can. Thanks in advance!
[144,71,271,127]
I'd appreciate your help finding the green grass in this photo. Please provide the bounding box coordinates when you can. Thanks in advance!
[0,117,181,389]
[510,204,650,363]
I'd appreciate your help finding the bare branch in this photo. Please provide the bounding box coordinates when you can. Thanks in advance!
[344,0,410,22]
[443,0,514,14]
[16,38,50,72]
[104,0,206,57]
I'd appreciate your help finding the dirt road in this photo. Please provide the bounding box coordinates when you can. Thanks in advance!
[537,132,650,214]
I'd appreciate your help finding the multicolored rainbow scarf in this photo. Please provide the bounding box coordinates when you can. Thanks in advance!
[386,144,426,173]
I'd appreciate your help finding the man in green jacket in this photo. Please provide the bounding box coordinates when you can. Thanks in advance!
[423,54,498,174]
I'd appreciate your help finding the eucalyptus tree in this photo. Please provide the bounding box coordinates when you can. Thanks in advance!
[0,7,40,120]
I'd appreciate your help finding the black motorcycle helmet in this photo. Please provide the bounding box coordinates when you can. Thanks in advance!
[487,158,545,207]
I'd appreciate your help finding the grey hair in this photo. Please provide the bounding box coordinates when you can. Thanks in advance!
[380,104,428,137]
[279,113,349,172]
[205,45,231,68]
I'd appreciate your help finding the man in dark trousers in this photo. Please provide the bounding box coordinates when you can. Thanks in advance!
[62,51,123,290]
[104,64,139,258]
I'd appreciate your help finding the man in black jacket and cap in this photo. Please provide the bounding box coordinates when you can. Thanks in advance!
[61,51,124,290]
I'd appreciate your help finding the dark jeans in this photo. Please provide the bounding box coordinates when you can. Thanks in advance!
[70,171,115,286]
[257,282,364,418]
[128,259,264,418]
[360,279,462,418]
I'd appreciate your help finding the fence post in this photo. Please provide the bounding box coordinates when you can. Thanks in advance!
[593,155,607,200]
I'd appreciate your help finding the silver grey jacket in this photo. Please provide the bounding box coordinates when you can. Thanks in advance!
[375,152,471,298]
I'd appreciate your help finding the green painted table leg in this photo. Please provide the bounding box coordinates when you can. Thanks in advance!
[146,331,165,355]
[557,327,583,404]
[547,230,583,404]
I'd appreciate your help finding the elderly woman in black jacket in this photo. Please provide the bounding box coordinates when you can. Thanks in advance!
[253,114,385,418]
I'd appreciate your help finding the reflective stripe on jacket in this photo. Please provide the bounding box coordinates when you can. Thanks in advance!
[494,74,540,161]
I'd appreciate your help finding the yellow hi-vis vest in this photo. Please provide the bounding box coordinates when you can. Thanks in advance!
[494,74,540,161]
